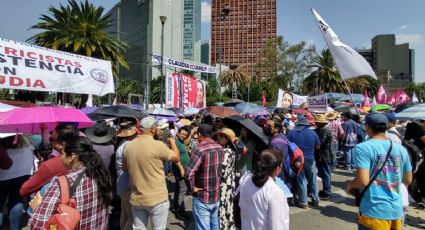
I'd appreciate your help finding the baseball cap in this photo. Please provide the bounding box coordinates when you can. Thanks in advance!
[365,112,388,129]
[384,112,397,123]
[198,124,212,137]
[140,116,158,129]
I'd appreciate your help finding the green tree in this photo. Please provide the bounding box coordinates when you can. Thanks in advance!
[303,49,379,95]
[116,79,144,103]
[218,64,252,99]
[405,83,425,101]
[27,0,129,77]
[206,77,220,106]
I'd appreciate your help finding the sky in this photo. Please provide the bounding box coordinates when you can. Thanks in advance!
[1,0,424,82]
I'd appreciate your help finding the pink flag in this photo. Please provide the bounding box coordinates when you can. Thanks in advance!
[376,85,387,104]
[262,91,266,106]
[387,90,410,106]
[363,91,370,107]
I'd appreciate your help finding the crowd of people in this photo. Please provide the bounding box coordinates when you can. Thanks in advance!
[0,106,423,230]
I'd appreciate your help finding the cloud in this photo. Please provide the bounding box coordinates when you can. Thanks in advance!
[397,25,408,31]
[201,1,211,23]
[305,39,315,47]
[396,33,423,47]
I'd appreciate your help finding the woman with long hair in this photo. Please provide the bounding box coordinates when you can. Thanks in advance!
[29,136,113,229]
[0,135,35,230]
[237,148,289,230]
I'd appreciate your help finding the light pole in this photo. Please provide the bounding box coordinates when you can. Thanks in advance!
[159,16,167,108]
[218,5,230,102]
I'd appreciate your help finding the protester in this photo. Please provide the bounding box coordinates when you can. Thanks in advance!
[85,123,116,168]
[20,125,78,196]
[287,115,320,208]
[214,128,239,230]
[326,111,344,168]
[115,121,138,230]
[314,114,333,200]
[384,112,402,144]
[346,113,412,230]
[185,124,224,230]
[404,119,425,150]
[29,136,112,229]
[172,126,191,221]
[123,116,182,230]
[0,135,34,230]
[238,148,289,230]
[341,112,358,170]
[239,127,256,175]
[267,118,293,190]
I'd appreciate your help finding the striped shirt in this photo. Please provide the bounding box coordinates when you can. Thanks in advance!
[185,138,224,204]
[29,165,109,230]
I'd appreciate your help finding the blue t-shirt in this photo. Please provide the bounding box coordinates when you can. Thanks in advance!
[354,139,412,220]
[287,127,320,159]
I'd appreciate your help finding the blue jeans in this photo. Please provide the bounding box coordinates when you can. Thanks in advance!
[296,158,319,205]
[331,142,339,167]
[317,160,332,196]
[343,146,355,169]
[192,197,219,230]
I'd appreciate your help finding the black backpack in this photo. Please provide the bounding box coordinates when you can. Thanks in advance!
[388,130,423,173]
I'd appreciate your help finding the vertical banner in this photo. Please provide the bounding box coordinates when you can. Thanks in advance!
[165,73,206,110]
[276,89,293,108]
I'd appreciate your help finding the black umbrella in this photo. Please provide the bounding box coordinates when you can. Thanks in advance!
[86,112,115,122]
[223,115,269,145]
[93,105,144,119]
[394,103,415,113]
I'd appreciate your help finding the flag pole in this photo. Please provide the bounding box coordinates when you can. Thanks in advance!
[343,80,361,117]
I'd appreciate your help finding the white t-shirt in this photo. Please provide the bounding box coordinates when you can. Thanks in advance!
[0,146,34,180]
[238,173,289,230]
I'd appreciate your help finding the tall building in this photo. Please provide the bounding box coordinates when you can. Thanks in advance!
[201,41,210,64]
[106,0,184,82]
[183,0,201,62]
[210,0,277,80]
[357,34,415,94]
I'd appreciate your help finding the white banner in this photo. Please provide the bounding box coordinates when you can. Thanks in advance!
[311,9,377,80]
[0,37,114,96]
[292,93,308,106]
[152,54,216,74]
[307,94,328,110]
[276,89,308,108]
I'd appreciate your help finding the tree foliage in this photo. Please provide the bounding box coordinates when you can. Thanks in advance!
[303,49,379,96]
[218,64,252,87]
[116,79,144,103]
[405,83,425,101]
[27,0,129,77]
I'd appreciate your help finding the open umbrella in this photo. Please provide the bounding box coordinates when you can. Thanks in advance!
[0,102,18,112]
[223,115,269,145]
[394,103,415,113]
[94,105,144,119]
[80,106,98,114]
[396,103,425,120]
[202,106,241,118]
[0,107,94,134]
[234,102,262,114]
[223,98,244,108]
[184,107,200,116]
[146,108,176,117]
[371,104,393,112]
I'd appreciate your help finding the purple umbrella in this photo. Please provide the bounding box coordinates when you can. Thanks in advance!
[80,106,97,114]
[154,115,178,122]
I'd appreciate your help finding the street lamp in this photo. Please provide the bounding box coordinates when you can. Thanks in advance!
[218,4,230,102]
[159,15,167,108]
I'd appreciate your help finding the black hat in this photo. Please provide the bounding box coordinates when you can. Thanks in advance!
[198,124,212,137]
[85,123,115,144]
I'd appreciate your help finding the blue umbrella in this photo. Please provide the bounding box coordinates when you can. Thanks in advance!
[396,103,425,120]
[234,102,262,114]
[184,107,200,116]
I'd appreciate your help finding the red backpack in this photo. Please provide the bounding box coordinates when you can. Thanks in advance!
[45,173,84,230]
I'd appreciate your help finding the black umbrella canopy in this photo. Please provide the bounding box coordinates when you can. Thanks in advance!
[94,105,144,119]
[394,103,415,113]
[223,115,269,146]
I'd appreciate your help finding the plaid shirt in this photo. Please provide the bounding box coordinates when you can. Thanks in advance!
[185,138,224,204]
[328,119,344,144]
[29,165,109,230]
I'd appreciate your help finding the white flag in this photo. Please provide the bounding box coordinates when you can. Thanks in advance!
[86,94,93,107]
[412,92,419,103]
[311,9,377,80]
[372,96,377,106]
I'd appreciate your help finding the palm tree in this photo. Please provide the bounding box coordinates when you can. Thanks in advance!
[303,49,378,95]
[218,64,252,99]
[27,0,129,77]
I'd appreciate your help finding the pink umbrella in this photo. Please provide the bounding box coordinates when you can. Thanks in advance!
[0,107,94,134]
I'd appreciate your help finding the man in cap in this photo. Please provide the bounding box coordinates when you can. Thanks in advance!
[287,115,321,208]
[341,112,358,170]
[314,114,333,200]
[123,116,182,230]
[384,112,402,144]
[346,113,412,230]
[185,124,224,230]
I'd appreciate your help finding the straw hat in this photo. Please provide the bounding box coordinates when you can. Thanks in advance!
[214,128,237,143]
[325,111,339,121]
[116,121,138,138]
[314,114,329,124]
[179,119,191,126]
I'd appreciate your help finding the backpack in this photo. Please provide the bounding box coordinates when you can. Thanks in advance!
[388,130,423,173]
[45,173,85,230]
[288,141,304,175]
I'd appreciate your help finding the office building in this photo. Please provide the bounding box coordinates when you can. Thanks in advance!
[201,41,210,64]
[183,0,201,62]
[106,0,184,82]
[210,0,277,81]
